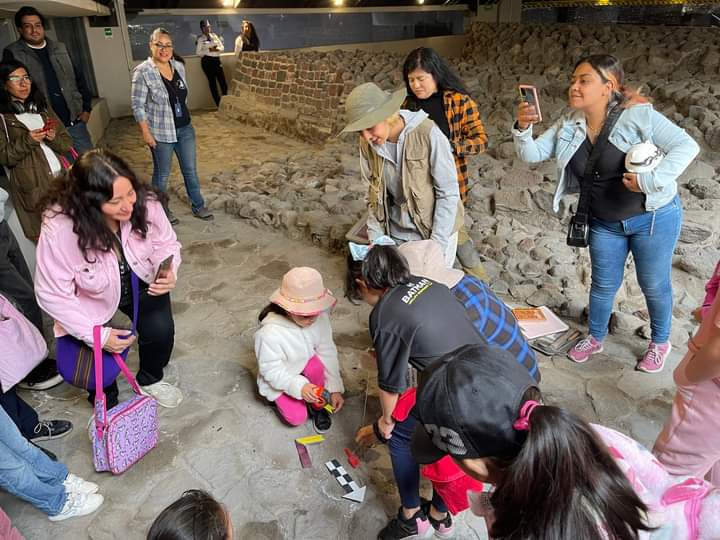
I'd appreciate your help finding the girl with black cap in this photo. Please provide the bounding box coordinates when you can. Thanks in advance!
[412,343,720,539]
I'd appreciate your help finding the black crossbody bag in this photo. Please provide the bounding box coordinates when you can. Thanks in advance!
[566,105,623,247]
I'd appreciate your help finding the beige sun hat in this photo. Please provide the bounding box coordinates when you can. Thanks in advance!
[270,267,337,316]
[398,240,464,289]
[340,82,407,133]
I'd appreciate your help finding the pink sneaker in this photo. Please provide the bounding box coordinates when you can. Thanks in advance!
[567,335,604,363]
[636,342,671,373]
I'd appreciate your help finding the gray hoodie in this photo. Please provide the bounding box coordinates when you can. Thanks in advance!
[362,109,459,250]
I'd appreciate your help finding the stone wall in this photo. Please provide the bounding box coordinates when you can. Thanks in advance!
[212,22,720,347]
[222,52,348,141]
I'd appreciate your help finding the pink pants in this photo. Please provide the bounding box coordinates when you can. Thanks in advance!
[274,354,325,426]
[653,359,720,485]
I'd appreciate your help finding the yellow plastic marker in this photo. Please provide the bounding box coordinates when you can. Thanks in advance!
[324,404,335,414]
[295,434,325,445]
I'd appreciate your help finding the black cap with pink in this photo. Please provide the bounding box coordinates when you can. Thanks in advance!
[411,343,539,464]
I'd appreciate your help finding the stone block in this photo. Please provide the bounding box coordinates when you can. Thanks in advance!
[492,189,533,216]
[687,178,720,199]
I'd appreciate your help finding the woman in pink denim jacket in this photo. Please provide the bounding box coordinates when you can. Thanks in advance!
[34,149,183,409]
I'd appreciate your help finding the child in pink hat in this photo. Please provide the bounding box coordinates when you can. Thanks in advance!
[254,267,344,433]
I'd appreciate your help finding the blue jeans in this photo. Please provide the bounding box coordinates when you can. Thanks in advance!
[150,124,206,213]
[66,122,93,155]
[588,195,682,343]
[0,408,67,516]
[388,409,447,513]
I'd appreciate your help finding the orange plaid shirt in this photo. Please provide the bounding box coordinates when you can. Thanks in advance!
[443,90,488,203]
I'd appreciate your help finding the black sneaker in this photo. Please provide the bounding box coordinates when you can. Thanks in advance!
[29,420,73,442]
[378,507,433,540]
[193,206,214,220]
[309,406,331,434]
[167,210,180,225]
[421,499,455,538]
[18,360,64,391]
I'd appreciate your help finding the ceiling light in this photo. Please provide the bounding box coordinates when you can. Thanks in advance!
[418,0,425,3]
[333,0,344,5]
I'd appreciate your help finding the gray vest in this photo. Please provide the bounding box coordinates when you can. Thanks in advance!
[4,39,83,122]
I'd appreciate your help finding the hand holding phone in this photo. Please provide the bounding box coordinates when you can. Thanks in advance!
[41,118,57,133]
[517,85,542,129]
[154,255,174,281]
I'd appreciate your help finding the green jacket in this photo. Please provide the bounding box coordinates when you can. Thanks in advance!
[0,109,72,240]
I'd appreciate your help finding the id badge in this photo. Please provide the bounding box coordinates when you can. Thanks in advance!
[174,99,182,118]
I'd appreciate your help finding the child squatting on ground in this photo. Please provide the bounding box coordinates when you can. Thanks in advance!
[254,267,345,434]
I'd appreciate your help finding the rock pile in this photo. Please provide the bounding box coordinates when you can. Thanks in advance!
[212,22,720,346]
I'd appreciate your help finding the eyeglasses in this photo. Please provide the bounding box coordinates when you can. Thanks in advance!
[153,42,173,50]
[7,75,31,84]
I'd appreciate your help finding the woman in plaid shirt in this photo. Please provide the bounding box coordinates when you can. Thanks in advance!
[402,47,489,281]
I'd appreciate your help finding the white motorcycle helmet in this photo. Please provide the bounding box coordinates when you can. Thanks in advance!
[625,141,665,174]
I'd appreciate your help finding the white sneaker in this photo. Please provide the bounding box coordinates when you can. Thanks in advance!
[139,381,183,408]
[48,492,103,521]
[63,474,99,495]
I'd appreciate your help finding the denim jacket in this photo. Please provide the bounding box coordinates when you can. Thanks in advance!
[512,104,700,213]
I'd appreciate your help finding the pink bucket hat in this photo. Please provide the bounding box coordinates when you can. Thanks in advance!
[398,240,464,289]
[270,267,337,316]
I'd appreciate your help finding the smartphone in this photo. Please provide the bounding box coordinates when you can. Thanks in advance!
[41,118,56,133]
[518,85,542,123]
[154,255,174,281]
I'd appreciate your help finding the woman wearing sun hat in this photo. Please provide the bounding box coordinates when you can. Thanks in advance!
[342,82,462,267]
[254,267,344,434]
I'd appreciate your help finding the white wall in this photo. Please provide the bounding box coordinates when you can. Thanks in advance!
[84,21,133,118]
[85,33,468,120]
[84,18,238,118]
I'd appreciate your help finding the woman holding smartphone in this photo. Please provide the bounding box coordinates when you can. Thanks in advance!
[0,59,72,241]
[35,149,183,409]
[513,54,699,372]
[402,47,489,280]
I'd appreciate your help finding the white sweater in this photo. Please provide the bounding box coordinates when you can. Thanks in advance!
[254,312,344,401]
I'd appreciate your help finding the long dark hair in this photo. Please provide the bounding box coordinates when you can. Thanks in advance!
[258,302,288,322]
[0,59,47,114]
[242,21,260,51]
[344,252,364,303]
[574,54,649,108]
[345,245,410,301]
[40,149,164,261]
[147,489,229,540]
[489,388,653,540]
[402,47,470,105]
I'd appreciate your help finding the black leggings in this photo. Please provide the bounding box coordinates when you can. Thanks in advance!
[88,290,175,406]
[0,386,39,439]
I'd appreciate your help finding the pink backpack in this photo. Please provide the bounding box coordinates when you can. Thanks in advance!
[91,325,158,474]
[0,294,47,391]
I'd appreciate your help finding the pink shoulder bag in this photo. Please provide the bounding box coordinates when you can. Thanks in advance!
[91,325,158,474]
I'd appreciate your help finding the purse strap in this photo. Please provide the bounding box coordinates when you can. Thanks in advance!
[574,104,624,223]
[93,272,142,438]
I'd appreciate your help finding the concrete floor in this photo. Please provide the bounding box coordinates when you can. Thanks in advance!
[0,112,683,539]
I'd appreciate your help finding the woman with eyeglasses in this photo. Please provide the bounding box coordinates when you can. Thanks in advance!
[0,59,72,241]
[513,54,699,373]
[131,27,213,225]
